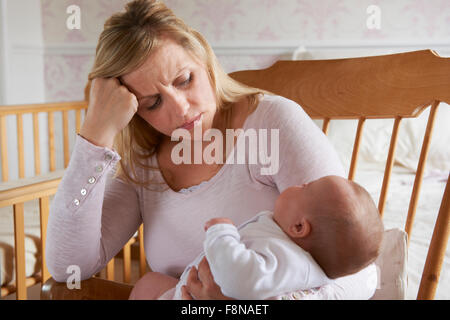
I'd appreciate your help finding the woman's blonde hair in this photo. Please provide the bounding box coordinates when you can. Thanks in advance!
[85,0,269,187]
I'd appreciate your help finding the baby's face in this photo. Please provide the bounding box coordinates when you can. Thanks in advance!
[274,184,310,223]
[273,176,341,235]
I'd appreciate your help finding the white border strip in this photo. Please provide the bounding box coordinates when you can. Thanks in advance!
[11,39,450,56]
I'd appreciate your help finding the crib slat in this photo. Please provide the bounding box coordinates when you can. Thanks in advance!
[123,240,132,283]
[13,203,27,300]
[405,102,439,243]
[417,173,450,300]
[138,224,146,277]
[39,196,50,284]
[48,112,55,172]
[75,109,81,134]
[0,116,8,182]
[106,259,115,281]
[17,114,25,179]
[33,113,41,175]
[378,117,402,217]
[63,111,69,168]
[348,117,366,181]
[322,118,330,135]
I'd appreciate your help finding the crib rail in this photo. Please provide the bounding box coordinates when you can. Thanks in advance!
[0,173,60,299]
[0,101,87,181]
[0,174,147,299]
[0,101,146,299]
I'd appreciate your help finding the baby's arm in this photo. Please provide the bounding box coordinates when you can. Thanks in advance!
[203,219,279,300]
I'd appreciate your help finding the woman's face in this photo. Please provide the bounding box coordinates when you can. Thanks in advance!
[121,37,217,138]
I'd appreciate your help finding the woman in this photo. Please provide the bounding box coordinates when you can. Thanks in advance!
[46,0,376,300]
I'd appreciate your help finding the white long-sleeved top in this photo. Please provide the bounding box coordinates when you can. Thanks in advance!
[174,211,332,300]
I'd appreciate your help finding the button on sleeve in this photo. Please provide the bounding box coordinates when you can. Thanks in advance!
[60,135,121,212]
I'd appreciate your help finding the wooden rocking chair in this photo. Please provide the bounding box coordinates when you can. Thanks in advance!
[41,49,449,300]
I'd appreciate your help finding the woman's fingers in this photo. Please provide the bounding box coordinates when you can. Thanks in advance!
[185,266,202,298]
[197,258,223,298]
[185,262,218,299]
[197,257,213,284]
[184,258,231,300]
[181,286,194,300]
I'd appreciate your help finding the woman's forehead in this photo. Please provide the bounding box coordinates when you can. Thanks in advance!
[122,39,197,93]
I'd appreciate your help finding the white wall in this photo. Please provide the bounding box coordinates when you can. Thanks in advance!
[7,0,45,104]
[40,0,450,102]
[0,0,9,105]
[0,0,46,180]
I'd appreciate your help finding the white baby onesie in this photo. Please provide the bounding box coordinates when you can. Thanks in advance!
[173,211,331,300]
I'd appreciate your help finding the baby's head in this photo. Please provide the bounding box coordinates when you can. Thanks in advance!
[273,175,383,279]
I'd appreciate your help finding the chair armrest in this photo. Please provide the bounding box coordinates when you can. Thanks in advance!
[40,277,134,300]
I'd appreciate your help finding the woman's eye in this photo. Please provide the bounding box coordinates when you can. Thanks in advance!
[146,96,161,110]
[178,74,192,87]
[144,74,191,111]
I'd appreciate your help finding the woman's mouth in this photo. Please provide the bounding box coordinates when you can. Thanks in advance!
[178,113,202,130]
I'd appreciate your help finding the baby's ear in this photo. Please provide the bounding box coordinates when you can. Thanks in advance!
[288,218,311,239]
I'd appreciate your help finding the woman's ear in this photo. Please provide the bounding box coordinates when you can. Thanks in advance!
[288,217,311,239]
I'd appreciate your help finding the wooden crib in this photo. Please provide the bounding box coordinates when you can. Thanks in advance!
[1,49,448,300]
[0,102,147,299]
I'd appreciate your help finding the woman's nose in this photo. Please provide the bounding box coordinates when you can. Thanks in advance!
[168,91,189,117]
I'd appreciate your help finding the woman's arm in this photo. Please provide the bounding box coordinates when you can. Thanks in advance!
[278,264,378,300]
[45,135,142,282]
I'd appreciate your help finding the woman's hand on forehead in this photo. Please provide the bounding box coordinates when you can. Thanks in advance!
[80,77,139,149]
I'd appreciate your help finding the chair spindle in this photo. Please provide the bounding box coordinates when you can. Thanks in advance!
[417,173,450,299]
[405,102,439,244]
[378,117,402,217]
[348,117,366,181]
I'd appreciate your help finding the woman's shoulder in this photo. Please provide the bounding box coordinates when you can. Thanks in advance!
[244,93,308,129]
[260,93,297,104]
[257,93,300,111]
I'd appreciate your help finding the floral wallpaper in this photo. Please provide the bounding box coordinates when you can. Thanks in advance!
[40,0,450,102]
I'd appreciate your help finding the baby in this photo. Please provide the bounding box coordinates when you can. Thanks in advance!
[162,175,384,300]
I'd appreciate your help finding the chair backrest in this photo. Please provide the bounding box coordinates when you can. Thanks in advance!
[229,49,450,300]
[229,49,450,119]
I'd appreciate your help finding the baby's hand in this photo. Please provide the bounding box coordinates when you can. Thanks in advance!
[204,218,234,231]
